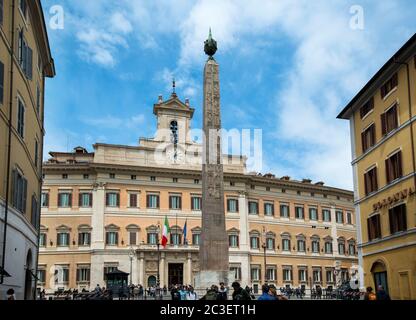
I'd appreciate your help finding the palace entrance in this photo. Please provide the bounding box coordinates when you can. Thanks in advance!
[168,264,183,286]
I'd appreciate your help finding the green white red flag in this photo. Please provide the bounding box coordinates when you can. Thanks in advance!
[162,216,169,247]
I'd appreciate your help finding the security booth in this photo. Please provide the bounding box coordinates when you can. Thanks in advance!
[105,269,129,299]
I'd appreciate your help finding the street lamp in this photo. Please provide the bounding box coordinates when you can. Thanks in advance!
[261,226,267,284]
[128,247,135,286]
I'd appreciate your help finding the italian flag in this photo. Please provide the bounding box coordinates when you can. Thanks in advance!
[161,216,170,247]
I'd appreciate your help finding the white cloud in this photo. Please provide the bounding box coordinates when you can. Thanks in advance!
[110,12,133,34]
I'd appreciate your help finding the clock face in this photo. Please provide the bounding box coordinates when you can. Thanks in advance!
[166,145,185,164]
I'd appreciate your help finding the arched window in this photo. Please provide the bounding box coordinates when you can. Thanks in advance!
[126,224,140,246]
[324,236,333,254]
[78,224,92,246]
[296,234,306,252]
[191,227,201,246]
[348,238,356,255]
[39,225,48,247]
[56,225,71,246]
[266,232,276,250]
[170,225,183,245]
[249,230,260,249]
[281,232,291,252]
[228,228,240,248]
[311,235,320,253]
[170,120,178,145]
[105,224,120,246]
[146,225,159,244]
[338,237,346,255]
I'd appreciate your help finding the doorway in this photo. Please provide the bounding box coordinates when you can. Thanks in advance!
[24,250,33,300]
[168,264,183,286]
[371,260,389,295]
[148,275,157,287]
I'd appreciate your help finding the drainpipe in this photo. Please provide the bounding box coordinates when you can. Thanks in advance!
[394,59,416,191]
[1,0,16,285]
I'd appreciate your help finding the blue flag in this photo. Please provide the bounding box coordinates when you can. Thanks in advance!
[183,220,188,245]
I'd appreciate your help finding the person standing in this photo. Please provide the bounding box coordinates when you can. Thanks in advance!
[376,285,391,300]
[6,289,16,300]
[364,287,376,300]
[231,282,251,301]
[218,282,228,300]
[186,287,198,300]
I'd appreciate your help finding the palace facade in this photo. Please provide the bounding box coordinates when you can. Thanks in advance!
[338,33,416,299]
[38,92,358,293]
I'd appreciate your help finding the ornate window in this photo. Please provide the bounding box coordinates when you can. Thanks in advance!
[191,227,201,246]
[78,225,92,246]
[250,230,260,249]
[324,236,333,254]
[228,228,240,248]
[191,196,202,211]
[322,209,331,222]
[56,225,71,246]
[295,205,304,219]
[296,234,306,252]
[280,203,290,218]
[126,224,140,246]
[348,239,356,255]
[170,226,183,245]
[264,202,274,216]
[105,224,120,245]
[309,207,318,220]
[169,194,182,210]
[146,225,159,244]
[338,237,346,255]
[248,201,259,215]
[281,232,291,251]
[106,192,119,207]
[227,198,239,213]
[266,232,276,250]
[311,235,320,253]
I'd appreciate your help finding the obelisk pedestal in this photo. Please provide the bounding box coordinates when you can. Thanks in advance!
[194,30,232,295]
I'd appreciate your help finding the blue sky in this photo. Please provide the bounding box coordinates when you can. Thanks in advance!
[41,0,416,190]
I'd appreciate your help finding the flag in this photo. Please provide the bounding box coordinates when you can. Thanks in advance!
[162,216,169,247]
[183,219,188,245]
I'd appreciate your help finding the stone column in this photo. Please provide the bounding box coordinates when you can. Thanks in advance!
[132,254,139,285]
[186,253,192,285]
[159,252,165,288]
[138,252,144,286]
[91,183,106,250]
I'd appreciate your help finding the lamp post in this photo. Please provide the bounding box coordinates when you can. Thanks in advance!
[128,247,135,286]
[262,226,267,284]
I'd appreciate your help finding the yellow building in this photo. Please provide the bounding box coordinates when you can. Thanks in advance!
[39,92,358,295]
[338,33,416,300]
[0,0,55,299]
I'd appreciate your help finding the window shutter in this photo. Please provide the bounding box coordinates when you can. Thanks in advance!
[179,197,182,209]
[116,193,120,206]
[169,196,172,209]
[22,178,27,213]
[381,85,386,99]
[45,193,49,207]
[156,195,160,208]
[381,112,387,135]
[398,151,403,177]
[68,193,72,207]
[191,197,195,210]
[106,193,109,206]
[11,169,17,207]
[146,195,149,208]
[392,73,398,87]
[89,193,93,207]
[78,193,82,207]
[371,124,376,146]
[385,158,390,184]
[58,193,61,207]
[26,46,33,79]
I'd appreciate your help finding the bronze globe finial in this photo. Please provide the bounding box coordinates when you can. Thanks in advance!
[204,28,217,59]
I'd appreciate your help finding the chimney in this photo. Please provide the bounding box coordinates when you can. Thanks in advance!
[315,181,325,186]
[302,179,312,184]
[281,176,290,181]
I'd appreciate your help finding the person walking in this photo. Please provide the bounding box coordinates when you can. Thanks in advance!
[201,285,219,300]
[258,284,276,300]
[376,285,391,300]
[231,282,251,301]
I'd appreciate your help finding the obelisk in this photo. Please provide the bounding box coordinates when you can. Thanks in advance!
[195,29,230,291]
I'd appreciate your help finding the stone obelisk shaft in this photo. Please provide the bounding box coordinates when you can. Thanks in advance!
[200,58,229,273]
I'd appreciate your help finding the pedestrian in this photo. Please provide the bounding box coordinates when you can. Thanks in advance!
[179,285,187,301]
[200,285,219,300]
[231,282,251,301]
[218,282,228,300]
[94,284,101,293]
[186,287,198,300]
[6,288,16,300]
[171,285,181,301]
[258,284,276,300]
[376,285,391,300]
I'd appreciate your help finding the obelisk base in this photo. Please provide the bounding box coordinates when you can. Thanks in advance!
[194,270,234,298]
